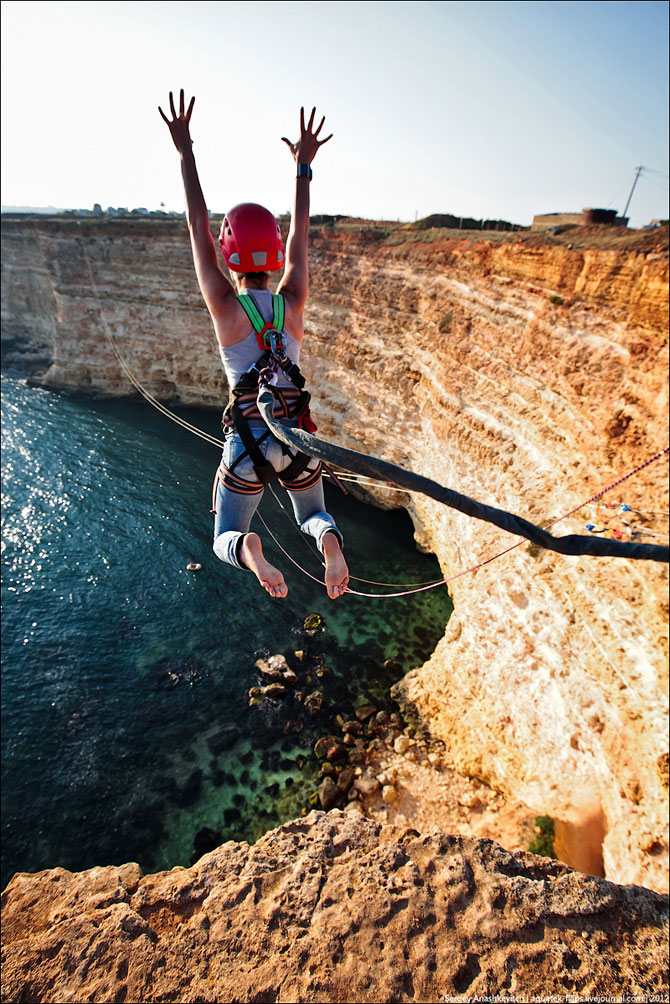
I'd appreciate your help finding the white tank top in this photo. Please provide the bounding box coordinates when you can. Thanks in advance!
[218,290,301,389]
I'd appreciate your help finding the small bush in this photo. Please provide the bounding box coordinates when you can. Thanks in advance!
[439,311,453,331]
[549,295,564,305]
[528,815,556,858]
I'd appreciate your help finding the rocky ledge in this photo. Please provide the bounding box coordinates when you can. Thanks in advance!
[2,812,668,1004]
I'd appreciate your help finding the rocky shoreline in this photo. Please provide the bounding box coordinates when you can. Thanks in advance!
[246,615,543,869]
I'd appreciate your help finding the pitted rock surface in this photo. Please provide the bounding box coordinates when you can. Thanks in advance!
[2,812,668,1003]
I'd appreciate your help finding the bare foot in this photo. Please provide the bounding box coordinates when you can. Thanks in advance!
[322,532,349,599]
[239,532,288,598]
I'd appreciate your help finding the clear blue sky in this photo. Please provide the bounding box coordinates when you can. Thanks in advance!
[1,0,668,227]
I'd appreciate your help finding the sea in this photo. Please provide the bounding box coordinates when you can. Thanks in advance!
[1,372,452,888]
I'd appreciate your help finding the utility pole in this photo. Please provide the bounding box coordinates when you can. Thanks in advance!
[623,166,644,218]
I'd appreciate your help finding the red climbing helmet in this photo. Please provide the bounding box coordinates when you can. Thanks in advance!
[218,203,285,272]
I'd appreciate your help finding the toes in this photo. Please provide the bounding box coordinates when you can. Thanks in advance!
[327,580,348,599]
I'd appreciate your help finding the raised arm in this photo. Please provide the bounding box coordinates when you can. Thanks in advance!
[159,90,234,322]
[278,107,333,309]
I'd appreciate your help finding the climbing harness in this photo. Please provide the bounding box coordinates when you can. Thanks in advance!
[220,292,318,489]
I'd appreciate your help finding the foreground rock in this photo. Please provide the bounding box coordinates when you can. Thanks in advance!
[2,812,668,1004]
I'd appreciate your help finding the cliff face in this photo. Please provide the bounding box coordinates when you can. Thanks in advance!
[2,218,668,893]
[2,810,668,1004]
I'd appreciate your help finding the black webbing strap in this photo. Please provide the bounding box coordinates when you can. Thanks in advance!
[279,451,312,484]
[257,386,669,563]
[229,393,315,487]
[230,403,277,485]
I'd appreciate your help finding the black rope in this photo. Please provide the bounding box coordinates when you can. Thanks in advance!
[257,387,669,563]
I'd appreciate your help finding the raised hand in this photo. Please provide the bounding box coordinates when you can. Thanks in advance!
[158,89,195,153]
[281,107,333,164]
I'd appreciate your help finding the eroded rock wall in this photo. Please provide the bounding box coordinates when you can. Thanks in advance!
[306,231,669,892]
[1,811,668,1003]
[2,218,668,892]
[2,218,226,406]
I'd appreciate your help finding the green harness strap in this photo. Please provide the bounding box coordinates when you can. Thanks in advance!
[237,293,285,348]
[272,293,285,332]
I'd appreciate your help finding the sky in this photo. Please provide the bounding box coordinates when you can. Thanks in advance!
[1,0,668,228]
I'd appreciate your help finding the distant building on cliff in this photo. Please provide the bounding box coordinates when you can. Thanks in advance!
[532,208,629,231]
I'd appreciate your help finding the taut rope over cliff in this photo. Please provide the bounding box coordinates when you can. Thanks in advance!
[257,387,669,565]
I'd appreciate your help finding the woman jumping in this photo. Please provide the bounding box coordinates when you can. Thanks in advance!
[159,90,349,599]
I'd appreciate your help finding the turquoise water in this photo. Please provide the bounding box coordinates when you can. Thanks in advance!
[1,373,451,886]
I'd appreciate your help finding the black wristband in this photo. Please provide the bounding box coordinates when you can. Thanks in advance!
[297,163,313,180]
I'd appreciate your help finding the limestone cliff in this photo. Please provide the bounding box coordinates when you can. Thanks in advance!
[1,811,668,1003]
[2,217,668,895]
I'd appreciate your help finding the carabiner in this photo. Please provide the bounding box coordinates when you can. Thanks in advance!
[269,329,286,359]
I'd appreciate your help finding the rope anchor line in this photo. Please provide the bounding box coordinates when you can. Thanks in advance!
[256,386,669,569]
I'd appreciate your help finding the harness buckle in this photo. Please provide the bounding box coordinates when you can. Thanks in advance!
[257,321,285,354]
[269,329,286,359]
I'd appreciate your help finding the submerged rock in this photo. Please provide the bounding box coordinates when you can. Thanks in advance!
[317,776,340,811]
[314,735,339,760]
[255,654,290,681]
[261,683,287,699]
[151,655,207,690]
[207,727,238,756]
[172,769,203,807]
[328,744,349,764]
[193,827,222,858]
[355,704,376,722]
[337,767,356,795]
[383,659,402,674]
[304,690,324,716]
[303,612,325,636]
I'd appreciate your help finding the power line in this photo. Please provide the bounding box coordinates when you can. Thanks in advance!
[644,166,669,179]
